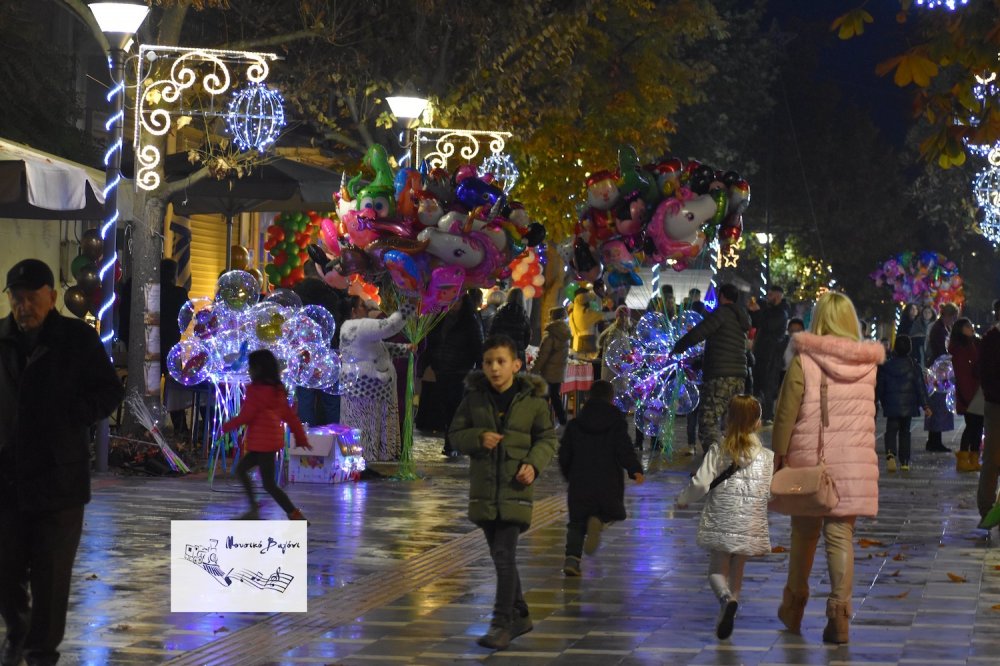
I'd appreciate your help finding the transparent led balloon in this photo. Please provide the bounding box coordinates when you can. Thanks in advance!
[636,312,673,351]
[215,270,260,312]
[926,355,956,413]
[210,328,252,381]
[251,301,288,345]
[265,288,303,309]
[178,296,213,334]
[635,398,670,437]
[301,304,336,341]
[167,338,213,386]
[281,312,324,347]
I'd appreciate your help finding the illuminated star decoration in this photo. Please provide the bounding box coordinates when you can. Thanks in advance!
[718,245,740,268]
[913,0,969,9]
[226,83,286,152]
[478,153,520,193]
[604,311,704,455]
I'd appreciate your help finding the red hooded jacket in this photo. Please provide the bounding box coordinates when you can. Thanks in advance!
[221,383,308,453]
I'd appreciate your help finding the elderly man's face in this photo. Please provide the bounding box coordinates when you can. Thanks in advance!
[7,286,56,332]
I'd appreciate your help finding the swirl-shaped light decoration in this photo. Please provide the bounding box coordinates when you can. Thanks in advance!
[416,127,512,171]
[97,75,124,345]
[603,311,705,452]
[134,45,280,191]
[226,83,286,152]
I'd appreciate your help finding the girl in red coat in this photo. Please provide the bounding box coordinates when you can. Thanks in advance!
[222,350,312,520]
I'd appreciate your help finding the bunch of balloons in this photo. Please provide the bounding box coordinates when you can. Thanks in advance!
[309,143,546,313]
[603,310,704,442]
[562,145,750,285]
[166,270,340,392]
[264,211,322,288]
[508,246,545,299]
[870,251,965,308]
[65,228,122,318]
[926,355,956,413]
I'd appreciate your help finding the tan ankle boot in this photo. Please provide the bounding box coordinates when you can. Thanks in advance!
[970,452,983,471]
[777,587,808,633]
[822,599,850,644]
[957,451,977,473]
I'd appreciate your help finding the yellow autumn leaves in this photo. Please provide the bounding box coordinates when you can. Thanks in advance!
[831,8,873,40]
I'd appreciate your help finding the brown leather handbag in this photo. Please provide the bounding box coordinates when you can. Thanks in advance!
[769,374,840,516]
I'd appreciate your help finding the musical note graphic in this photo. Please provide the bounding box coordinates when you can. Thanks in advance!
[232,566,294,593]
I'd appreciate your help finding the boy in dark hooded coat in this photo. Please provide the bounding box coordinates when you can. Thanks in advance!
[558,380,644,576]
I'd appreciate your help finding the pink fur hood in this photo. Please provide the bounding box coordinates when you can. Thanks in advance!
[791,332,885,382]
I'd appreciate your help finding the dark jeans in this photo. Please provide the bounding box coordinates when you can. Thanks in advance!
[961,413,984,452]
[686,407,699,447]
[548,382,567,426]
[236,451,297,514]
[295,386,340,426]
[481,520,528,626]
[885,417,912,464]
[0,503,84,665]
[439,374,468,454]
[565,520,587,558]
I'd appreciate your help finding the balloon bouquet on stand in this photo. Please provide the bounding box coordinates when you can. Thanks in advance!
[562,145,751,461]
[309,144,546,479]
[166,269,344,487]
[870,251,965,309]
[604,309,704,468]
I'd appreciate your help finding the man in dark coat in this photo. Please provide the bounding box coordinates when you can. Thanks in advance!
[558,380,644,576]
[0,259,125,666]
[672,283,751,454]
[748,285,790,422]
[292,276,345,425]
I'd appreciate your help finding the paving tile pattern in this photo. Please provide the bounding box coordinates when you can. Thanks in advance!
[13,422,999,665]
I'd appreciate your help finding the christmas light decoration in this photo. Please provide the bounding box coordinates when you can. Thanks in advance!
[415,127,512,171]
[478,152,520,193]
[914,0,969,9]
[226,83,286,152]
[134,45,281,191]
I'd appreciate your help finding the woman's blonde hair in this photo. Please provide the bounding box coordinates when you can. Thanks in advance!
[810,291,861,340]
[722,394,762,465]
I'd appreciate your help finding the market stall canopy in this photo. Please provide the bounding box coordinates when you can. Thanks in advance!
[0,139,106,220]
[165,153,340,217]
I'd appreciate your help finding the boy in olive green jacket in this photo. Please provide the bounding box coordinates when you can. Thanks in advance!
[449,334,558,651]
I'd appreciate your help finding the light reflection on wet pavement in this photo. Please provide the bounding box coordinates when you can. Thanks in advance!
[47,423,1000,664]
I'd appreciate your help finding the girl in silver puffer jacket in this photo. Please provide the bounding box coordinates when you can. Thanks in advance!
[677,395,773,640]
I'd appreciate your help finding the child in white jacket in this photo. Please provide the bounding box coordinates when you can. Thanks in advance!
[677,395,773,640]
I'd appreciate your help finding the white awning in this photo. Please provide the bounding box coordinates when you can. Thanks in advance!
[0,138,106,219]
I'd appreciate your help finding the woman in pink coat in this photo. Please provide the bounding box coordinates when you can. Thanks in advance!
[771,292,885,645]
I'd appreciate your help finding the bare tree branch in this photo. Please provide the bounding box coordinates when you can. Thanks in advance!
[225,29,325,50]
[157,164,213,198]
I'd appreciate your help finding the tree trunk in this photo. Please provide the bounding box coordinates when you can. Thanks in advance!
[121,192,165,433]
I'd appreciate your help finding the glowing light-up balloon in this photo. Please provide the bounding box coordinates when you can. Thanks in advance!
[216,270,260,311]
[167,339,213,386]
[265,288,303,309]
[178,296,214,334]
[300,305,336,342]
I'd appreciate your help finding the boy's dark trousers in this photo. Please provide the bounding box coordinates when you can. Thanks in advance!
[885,417,912,464]
[236,451,296,514]
[481,520,529,627]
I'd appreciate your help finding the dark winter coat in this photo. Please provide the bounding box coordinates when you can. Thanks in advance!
[982,326,1000,404]
[876,355,929,418]
[449,371,557,529]
[949,338,981,415]
[428,304,483,378]
[0,311,124,511]
[751,299,790,384]
[558,399,643,523]
[672,302,751,379]
[488,303,531,353]
[531,319,570,383]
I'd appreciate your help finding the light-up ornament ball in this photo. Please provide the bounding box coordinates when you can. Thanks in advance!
[226,82,286,152]
[167,338,213,386]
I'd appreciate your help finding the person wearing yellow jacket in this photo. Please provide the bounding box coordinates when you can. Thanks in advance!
[569,289,611,359]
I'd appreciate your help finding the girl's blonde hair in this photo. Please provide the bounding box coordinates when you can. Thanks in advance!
[810,291,861,341]
[722,394,762,464]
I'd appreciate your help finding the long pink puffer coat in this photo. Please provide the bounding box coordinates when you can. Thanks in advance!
[783,332,885,518]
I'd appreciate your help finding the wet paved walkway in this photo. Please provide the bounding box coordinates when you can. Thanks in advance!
[32,422,1000,665]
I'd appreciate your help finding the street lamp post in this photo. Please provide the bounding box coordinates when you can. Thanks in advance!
[386,93,429,167]
[88,1,149,471]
